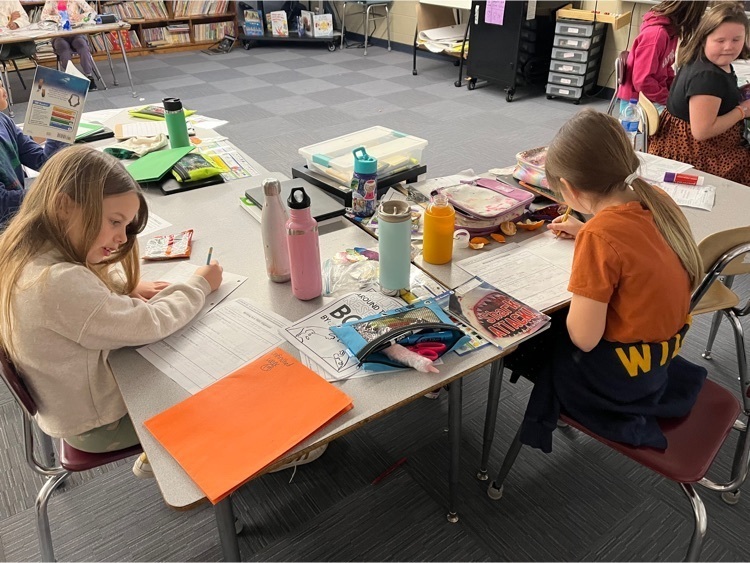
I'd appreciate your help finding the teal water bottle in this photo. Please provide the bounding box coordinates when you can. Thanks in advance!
[162,97,190,149]
[351,147,378,218]
[378,200,411,295]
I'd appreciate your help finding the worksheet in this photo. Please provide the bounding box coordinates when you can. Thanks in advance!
[137,212,172,238]
[456,230,575,312]
[636,152,693,182]
[137,298,287,394]
[657,182,716,211]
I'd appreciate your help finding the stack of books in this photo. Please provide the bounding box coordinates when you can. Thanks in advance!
[173,0,229,17]
[102,0,168,20]
[194,22,233,42]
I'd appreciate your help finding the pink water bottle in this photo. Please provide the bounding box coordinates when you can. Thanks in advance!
[286,187,322,300]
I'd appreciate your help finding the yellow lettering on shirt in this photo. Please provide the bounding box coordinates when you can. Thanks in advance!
[615,344,652,377]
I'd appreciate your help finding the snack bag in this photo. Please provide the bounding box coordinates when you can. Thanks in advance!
[171,153,228,183]
[143,229,194,261]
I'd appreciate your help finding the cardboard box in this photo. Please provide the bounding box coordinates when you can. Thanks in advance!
[313,13,333,38]
[270,11,289,37]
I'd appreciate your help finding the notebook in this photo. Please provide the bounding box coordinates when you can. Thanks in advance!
[125,146,194,183]
[244,178,346,224]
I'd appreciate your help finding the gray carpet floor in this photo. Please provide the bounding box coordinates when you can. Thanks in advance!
[0,44,748,562]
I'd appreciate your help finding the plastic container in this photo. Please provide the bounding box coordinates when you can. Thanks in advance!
[162,97,190,149]
[299,126,428,185]
[551,45,602,64]
[286,187,322,300]
[378,200,411,295]
[555,19,606,37]
[351,147,378,217]
[619,98,640,146]
[550,58,599,75]
[260,178,291,283]
[422,193,455,265]
[548,70,597,88]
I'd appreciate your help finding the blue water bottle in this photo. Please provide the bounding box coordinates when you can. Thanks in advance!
[57,1,70,30]
[351,146,378,218]
[378,200,411,295]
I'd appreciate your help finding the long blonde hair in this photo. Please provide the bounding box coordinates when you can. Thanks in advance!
[677,1,750,66]
[0,145,148,355]
[545,109,703,288]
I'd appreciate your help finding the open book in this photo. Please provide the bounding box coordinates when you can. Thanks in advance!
[449,277,550,351]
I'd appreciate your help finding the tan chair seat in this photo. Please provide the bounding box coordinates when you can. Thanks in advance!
[693,282,740,315]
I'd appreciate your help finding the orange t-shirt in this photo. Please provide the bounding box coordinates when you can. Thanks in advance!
[567,200,691,343]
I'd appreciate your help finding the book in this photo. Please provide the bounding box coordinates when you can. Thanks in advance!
[239,195,262,222]
[299,10,314,37]
[128,104,197,121]
[270,10,288,37]
[243,8,264,37]
[313,13,333,37]
[144,348,353,503]
[449,277,550,350]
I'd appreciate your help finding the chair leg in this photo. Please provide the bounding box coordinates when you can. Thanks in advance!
[385,4,391,51]
[487,425,523,500]
[90,58,107,90]
[702,311,723,360]
[2,64,14,118]
[726,309,750,414]
[102,38,118,86]
[364,4,370,56]
[679,483,707,562]
[10,59,26,90]
[340,2,347,50]
[36,471,70,562]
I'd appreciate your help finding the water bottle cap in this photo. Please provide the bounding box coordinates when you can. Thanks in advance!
[629,98,637,104]
[431,193,450,206]
[378,200,411,222]
[262,178,281,196]
[352,146,377,175]
[162,97,183,111]
[287,187,311,209]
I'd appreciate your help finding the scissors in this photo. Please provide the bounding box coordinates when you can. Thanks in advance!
[405,342,447,361]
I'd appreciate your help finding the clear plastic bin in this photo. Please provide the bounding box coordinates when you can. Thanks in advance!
[555,19,606,37]
[548,69,597,88]
[550,58,600,75]
[299,126,429,185]
[552,45,602,64]
[553,33,602,50]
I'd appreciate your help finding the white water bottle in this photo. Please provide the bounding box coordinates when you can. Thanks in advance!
[261,178,291,283]
[619,98,640,147]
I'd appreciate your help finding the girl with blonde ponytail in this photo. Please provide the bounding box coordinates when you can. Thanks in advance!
[516,109,707,453]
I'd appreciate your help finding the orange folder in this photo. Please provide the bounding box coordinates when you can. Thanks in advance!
[144,348,353,504]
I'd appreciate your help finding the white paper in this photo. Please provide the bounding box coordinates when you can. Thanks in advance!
[138,212,172,238]
[149,261,248,317]
[137,298,288,394]
[187,114,228,129]
[280,292,404,382]
[456,230,575,311]
[82,108,122,124]
[198,138,260,180]
[637,152,693,182]
[657,182,716,211]
[407,170,477,199]
[117,121,170,138]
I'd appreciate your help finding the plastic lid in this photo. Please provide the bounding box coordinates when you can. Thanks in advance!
[162,97,183,111]
[262,178,281,197]
[431,193,450,207]
[352,146,377,175]
[288,187,311,209]
[378,200,411,222]
[629,98,637,104]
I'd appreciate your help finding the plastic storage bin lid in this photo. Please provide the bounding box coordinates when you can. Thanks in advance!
[299,126,428,182]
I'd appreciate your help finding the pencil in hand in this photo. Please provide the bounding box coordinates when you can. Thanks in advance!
[555,207,572,238]
[206,246,213,265]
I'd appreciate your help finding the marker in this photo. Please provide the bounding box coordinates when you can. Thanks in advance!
[206,246,213,265]
[555,206,572,238]
[663,172,704,186]
[371,457,407,485]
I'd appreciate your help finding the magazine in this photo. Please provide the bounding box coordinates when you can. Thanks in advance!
[449,277,550,350]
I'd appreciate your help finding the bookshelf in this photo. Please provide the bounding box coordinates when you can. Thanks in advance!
[19,0,238,58]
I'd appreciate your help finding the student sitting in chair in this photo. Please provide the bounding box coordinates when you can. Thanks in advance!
[648,2,750,185]
[0,0,37,61]
[41,0,98,89]
[0,84,66,227]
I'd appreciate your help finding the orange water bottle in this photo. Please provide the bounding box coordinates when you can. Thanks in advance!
[422,193,455,264]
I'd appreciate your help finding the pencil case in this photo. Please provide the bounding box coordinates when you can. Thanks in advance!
[330,301,469,371]
[513,146,549,189]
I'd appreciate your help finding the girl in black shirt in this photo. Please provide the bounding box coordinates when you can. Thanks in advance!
[649,2,750,185]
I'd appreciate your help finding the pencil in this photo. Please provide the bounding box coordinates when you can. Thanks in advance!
[206,246,213,265]
[371,457,407,485]
[555,207,572,238]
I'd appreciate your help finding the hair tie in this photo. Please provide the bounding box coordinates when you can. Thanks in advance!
[624,171,639,190]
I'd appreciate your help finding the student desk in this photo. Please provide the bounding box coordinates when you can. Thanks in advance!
[107,174,512,561]
[0,20,137,112]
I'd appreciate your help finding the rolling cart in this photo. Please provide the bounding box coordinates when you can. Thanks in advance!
[464,1,565,101]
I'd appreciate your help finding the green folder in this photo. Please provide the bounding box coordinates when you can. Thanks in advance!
[76,122,104,140]
[126,146,195,183]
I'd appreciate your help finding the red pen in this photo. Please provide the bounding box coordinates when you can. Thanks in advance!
[371,457,407,485]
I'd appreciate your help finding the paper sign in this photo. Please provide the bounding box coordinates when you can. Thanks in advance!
[23,66,88,144]
[485,0,506,25]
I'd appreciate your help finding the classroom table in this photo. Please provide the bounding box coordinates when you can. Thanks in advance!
[106,170,512,560]
[0,21,137,116]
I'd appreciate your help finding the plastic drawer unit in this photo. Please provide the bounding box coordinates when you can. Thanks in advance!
[298,126,428,186]
[545,18,606,104]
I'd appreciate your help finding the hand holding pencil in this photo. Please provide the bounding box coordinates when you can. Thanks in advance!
[547,206,582,240]
[195,247,223,292]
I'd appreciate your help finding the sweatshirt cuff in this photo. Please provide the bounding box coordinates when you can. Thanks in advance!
[188,274,212,296]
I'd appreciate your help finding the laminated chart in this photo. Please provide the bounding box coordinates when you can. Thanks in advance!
[24,66,89,144]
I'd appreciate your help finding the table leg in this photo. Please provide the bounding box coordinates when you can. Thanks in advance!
[447,377,463,523]
[114,31,136,97]
[214,497,240,562]
[477,358,504,480]
[102,35,118,86]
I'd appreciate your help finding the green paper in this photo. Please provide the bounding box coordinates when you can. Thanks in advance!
[126,146,194,183]
[75,122,103,140]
